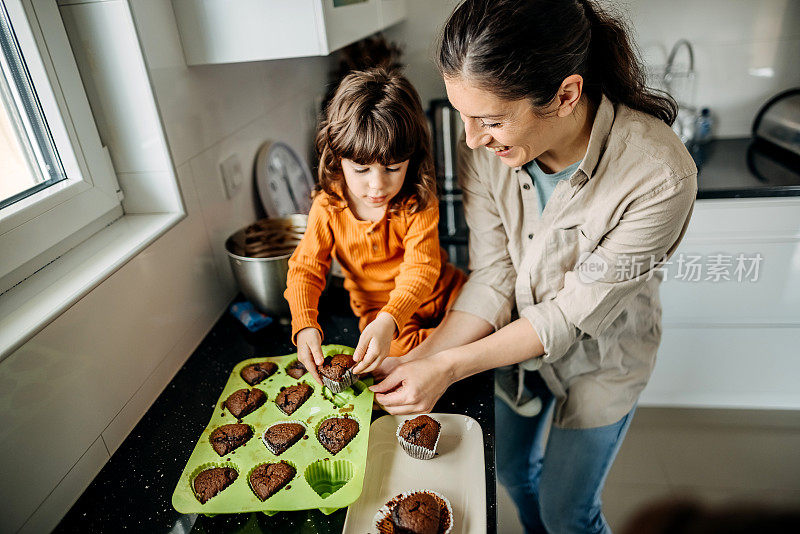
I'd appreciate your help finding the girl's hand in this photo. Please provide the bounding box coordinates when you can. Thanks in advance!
[351,312,397,375]
[296,327,324,385]
[369,354,456,414]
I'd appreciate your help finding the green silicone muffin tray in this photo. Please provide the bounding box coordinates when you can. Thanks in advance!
[171,345,374,516]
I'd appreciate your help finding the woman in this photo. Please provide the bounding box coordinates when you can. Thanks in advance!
[369,0,697,533]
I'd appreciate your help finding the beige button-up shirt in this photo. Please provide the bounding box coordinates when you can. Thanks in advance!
[451,95,698,428]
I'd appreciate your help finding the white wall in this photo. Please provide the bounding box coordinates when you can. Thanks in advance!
[386,0,800,138]
[383,0,458,107]
[0,1,330,532]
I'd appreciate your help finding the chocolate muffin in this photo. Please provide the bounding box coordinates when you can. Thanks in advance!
[249,461,295,501]
[193,467,237,504]
[263,422,306,455]
[224,388,266,419]
[397,415,441,460]
[319,354,357,393]
[209,423,253,456]
[240,362,277,385]
[275,382,312,415]
[391,492,441,534]
[317,416,358,455]
[286,360,307,379]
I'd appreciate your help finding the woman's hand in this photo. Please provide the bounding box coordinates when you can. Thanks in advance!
[368,342,429,380]
[351,312,397,375]
[296,327,324,385]
[368,352,406,380]
[369,353,456,414]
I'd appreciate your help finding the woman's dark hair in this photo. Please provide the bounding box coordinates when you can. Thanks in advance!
[437,0,677,125]
[316,67,436,213]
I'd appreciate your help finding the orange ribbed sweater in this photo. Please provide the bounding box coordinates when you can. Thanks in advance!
[284,192,446,343]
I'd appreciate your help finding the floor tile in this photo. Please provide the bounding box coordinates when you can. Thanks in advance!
[652,426,800,490]
[603,483,676,532]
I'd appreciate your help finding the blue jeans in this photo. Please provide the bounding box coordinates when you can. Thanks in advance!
[495,371,635,534]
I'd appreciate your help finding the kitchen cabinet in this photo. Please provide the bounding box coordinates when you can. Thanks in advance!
[645,196,800,410]
[171,0,407,65]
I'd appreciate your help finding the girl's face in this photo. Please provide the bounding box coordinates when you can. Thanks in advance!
[341,158,409,213]
[444,76,560,168]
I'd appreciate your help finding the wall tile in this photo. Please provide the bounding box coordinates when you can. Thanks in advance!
[189,94,320,293]
[383,0,459,106]
[127,0,267,166]
[128,0,329,167]
[626,0,800,46]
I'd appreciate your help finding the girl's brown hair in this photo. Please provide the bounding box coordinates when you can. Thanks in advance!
[437,0,678,125]
[316,68,437,213]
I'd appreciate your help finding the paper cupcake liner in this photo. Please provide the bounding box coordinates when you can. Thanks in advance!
[261,420,308,456]
[395,418,441,460]
[373,490,453,534]
[322,369,355,394]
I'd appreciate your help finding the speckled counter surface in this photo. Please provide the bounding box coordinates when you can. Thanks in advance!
[54,291,496,533]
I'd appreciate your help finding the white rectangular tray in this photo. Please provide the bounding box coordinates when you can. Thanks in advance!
[343,413,487,533]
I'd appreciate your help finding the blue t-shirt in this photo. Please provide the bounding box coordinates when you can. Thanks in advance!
[524,159,582,214]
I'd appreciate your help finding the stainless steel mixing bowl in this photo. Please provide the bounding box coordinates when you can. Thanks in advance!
[224,214,307,316]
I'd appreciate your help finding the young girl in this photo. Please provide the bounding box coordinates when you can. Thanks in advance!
[284,68,466,385]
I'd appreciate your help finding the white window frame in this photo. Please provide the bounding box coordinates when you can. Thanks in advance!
[0,0,122,293]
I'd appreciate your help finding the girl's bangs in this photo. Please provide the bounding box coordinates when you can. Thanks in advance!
[332,113,415,166]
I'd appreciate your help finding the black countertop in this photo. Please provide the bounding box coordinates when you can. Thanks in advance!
[693,137,800,199]
[55,290,496,533]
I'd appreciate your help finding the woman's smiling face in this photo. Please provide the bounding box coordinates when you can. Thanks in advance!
[445,76,559,168]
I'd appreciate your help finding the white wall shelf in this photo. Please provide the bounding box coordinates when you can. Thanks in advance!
[171,0,407,65]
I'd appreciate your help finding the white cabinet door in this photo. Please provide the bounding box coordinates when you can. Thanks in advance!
[172,0,404,65]
[319,0,382,54]
[649,197,800,410]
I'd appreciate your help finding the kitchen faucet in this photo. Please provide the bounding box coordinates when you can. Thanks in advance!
[663,39,699,144]
[663,38,696,111]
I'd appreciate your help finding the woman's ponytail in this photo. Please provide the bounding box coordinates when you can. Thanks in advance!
[578,0,677,125]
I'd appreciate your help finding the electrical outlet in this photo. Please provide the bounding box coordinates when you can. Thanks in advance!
[220,154,243,199]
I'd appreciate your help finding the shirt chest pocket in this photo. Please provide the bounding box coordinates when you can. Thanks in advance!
[544,227,599,288]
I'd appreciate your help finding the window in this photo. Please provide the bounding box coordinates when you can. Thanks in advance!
[0,1,66,210]
[0,0,122,293]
